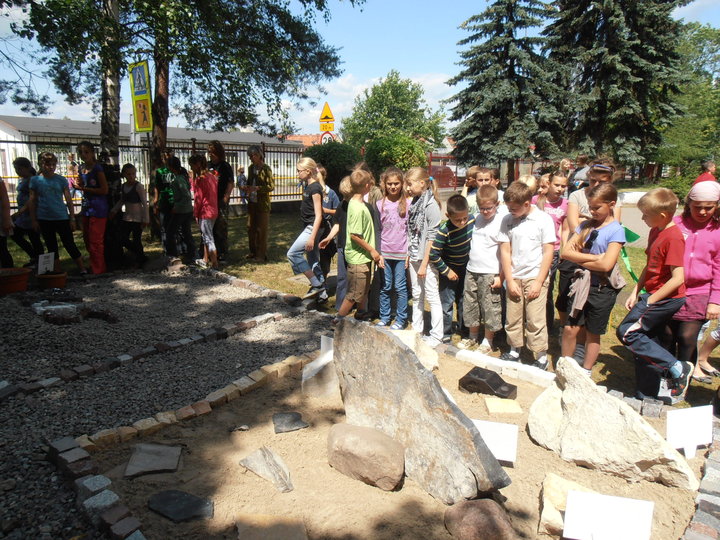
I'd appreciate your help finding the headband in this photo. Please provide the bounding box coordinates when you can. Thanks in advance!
[590,164,615,173]
[688,181,720,202]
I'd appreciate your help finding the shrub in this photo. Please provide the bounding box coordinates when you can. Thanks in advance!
[364,134,427,179]
[660,172,694,202]
[303,142,361,192]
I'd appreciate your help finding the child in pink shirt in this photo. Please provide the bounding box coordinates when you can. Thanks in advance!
[189,154,219,269]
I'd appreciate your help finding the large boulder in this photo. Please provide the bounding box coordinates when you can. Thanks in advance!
[527,357,698,490]
[327,423,405,491]
[333,319,510,504]
[391,329,439,371]
[444,499,516,540]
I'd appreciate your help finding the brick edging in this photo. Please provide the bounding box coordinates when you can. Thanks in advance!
[46,348,321,539]
[683,422,720,540]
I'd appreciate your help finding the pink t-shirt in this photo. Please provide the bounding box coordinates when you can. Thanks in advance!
[192,172,219,220]
[376,197,410,260]
[532,195,568,250]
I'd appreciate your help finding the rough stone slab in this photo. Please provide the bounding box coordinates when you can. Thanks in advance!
[484,397,523,415]
[206,390,228,408]
[641,398,664,418]
[100,504,131,528]
[235,513,308,540]
[90,429,120,449]
[59,369,79,382]
[125,444,182,479]
[272,412,309,434]
[391,329,440,371]
[74,364,95,377]
[240,446,293,493]
[58,447,91,466]
[623,396,643,414]
[48,436,79,458]
[327,424,404,491]
[148,489,213,523]
[132,418,162,437]
[82,489,120,526]
[65,459,99,479]
[75,475,112,502]
[154,411,178,426]
[334,318,510,504]
[117,426,138,443]
[175,406,196,421]
[75,435,98,453]
[191,400,211,416]
[539,472,597,535]
[110,516,141,539]
[233,376,261,395]
[528,357,698,490]
[444,499,515,540]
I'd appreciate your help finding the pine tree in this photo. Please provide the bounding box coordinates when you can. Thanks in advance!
[543,0,684,163]
[447,0,558,168]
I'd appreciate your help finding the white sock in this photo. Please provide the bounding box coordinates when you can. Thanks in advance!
[480,338,490,347]
[508,347,520,358]
[536,352,548,365]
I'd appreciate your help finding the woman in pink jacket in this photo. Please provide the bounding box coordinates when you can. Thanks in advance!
[189,154,219,269]
[667,181,720,383]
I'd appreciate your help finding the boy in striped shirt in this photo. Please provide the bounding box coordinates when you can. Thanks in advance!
[430,194,475,343]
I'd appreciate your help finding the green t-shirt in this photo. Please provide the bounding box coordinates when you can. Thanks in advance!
[170,173,193,214]
[345,199,375,265]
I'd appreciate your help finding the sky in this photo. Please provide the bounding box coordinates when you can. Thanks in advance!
[0,0,718,136]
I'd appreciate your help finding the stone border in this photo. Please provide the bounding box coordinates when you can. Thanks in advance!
[683,420,720,540]
[0,266,322,402]
[45,348,322,539]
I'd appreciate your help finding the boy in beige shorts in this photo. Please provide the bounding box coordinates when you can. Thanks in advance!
[459,185,506,353]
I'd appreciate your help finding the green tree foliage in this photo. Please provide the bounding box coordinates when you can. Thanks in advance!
[543,0,684,163]
[656,23,720,168]
[340,70,445,150]
[447,0,558,168]
[303,141,361,192]
[364,133,427,179]
[12,0,361,162]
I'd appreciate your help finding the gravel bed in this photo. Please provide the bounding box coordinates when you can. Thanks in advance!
[0,310,330,539]
[1,271,292,382]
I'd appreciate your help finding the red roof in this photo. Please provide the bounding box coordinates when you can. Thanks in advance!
[286,134,324,147]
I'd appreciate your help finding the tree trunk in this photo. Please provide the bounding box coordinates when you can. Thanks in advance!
[99,0,120,163]
[506,158,515,186]
[151,27,170,169]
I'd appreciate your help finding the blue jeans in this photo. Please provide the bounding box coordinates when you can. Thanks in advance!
[440,269,465,339]
[379,258,408,325]
[335,248,347,311]
[287,224,323,282]
[616,293,685,397]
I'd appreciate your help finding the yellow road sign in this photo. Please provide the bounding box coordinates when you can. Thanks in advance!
[319,102,334,122]
[133,97,153,132]
[320,122,334,132]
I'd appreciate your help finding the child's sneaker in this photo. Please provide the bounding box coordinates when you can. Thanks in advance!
[457,338,477,350]
[500,351,520,362]
[390,322,406,330]
[303,284,325,299]
[375,320,389,327]
[195,259,208,268]
[531,360,550,371]
[670,361,693,397]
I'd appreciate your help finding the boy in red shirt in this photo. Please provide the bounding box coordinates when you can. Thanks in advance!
[617,188,688,399]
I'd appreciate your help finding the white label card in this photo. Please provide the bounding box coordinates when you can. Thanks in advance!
[37,252,54,275]
[563,490,654,540]
[666,405,713,458]
[471,419,518,464]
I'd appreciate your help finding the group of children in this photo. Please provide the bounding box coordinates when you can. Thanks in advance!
[312,158,720,402]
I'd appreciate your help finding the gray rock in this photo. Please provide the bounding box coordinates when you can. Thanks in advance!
[75,475,111,502]
[327,424,404,491]
[444,499,516,540]
[148,489,213,523]
[240,446,293,493]
[47,436,79,459]
[57,447,91,466]
[272,412,309,434]
[608,389,624,399]
[38,377,62,389]
[333,318,510,504]
[527,357,698,490]
[623,396,642,414]
[124,444,182,478]
[82,489,120,526]
[641,397,664,418]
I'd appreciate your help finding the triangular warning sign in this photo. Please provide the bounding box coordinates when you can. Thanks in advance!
[319,102,334,122]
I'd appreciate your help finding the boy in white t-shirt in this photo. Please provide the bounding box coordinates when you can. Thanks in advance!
[498,181,556,369]
[459,185,507,353]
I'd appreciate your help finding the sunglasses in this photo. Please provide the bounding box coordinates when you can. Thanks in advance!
[584,229,599,249]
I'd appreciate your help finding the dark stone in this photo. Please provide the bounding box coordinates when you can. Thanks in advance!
[641,397,663,418]
[272,412,309,434]
[59,369,79,382]
[458,367,517,400]
[100,504,131,528]
[47,436,79,460]
[64,459,99,479]
[200,329,217,342]
[18,382,41,394]
[281,294,302,306]
[444,499,516,540]
[148,490,214,523]
[57,447,91,466]
[334,318,510,504]
[698,499,720,520]
[92,362,110,374]
[140,346,157,357]
[105,357,121,370]
[110,516,141,539]
[154,342,171,353]
[74,364,95,377]
[0,384,19,401]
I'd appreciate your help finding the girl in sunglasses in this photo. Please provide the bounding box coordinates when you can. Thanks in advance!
[559,182,626,375]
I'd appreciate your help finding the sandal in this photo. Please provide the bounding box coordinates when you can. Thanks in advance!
[700,366,720,378]
[692,375,713,384]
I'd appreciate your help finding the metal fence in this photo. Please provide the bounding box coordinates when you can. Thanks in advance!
[1,139,305,210]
